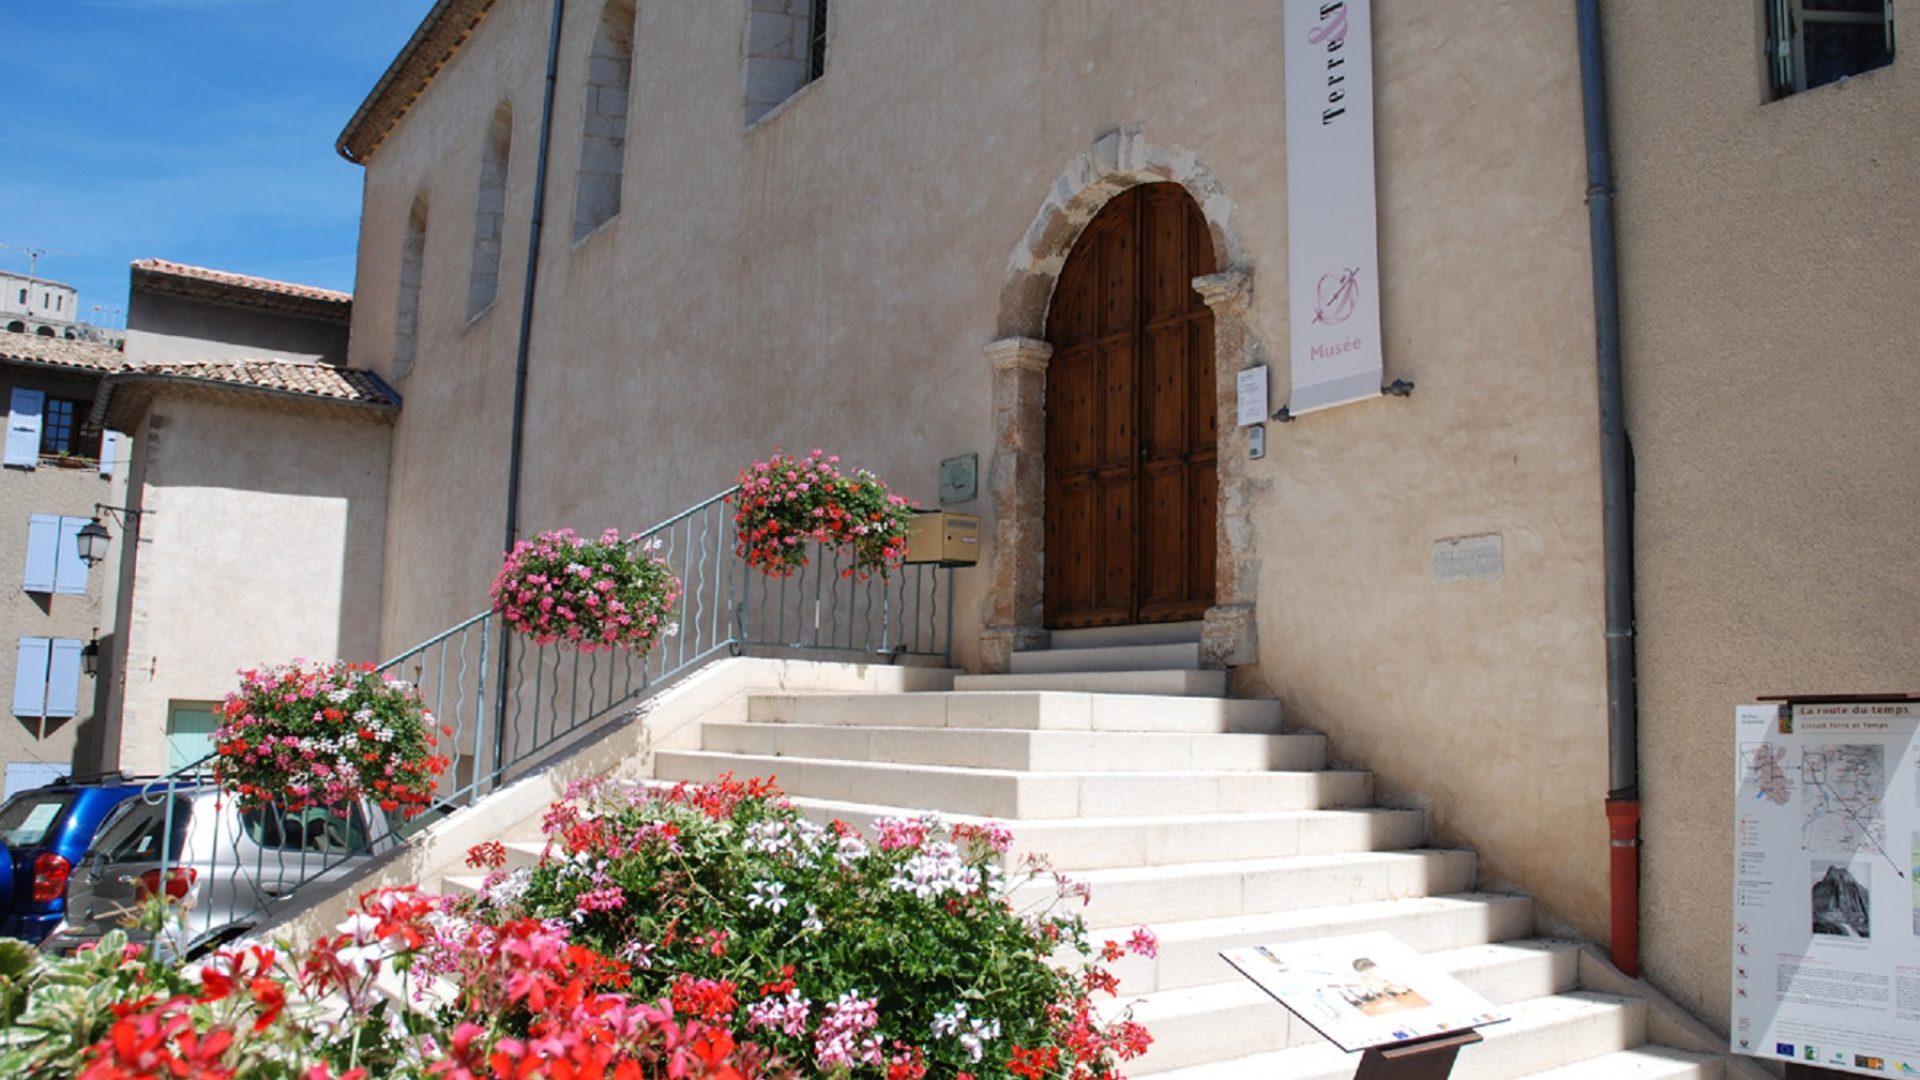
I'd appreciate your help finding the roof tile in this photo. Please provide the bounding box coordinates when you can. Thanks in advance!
[130,358,398,408]
[130,259,352,306]
[0,331,125,374]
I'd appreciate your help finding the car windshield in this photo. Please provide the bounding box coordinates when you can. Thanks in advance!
[0,791,75,848]
[240,805,373,855]
[91,796,195,864]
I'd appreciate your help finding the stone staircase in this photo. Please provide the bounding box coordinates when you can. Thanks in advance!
[438,623,1739,1078]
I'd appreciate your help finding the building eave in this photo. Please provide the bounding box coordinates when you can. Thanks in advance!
[336,0,497,165]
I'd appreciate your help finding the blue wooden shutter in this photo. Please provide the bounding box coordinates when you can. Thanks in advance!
[99,431,118,476]
[53,516,89,595]
[43,639,82,719]
[12,637,49,716]
[5,389,44,468]
[22,514,58,593]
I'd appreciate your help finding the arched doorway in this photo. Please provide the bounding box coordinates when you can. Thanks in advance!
[1043,182,1217,628]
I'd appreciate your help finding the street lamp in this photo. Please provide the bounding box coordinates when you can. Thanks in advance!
[75,518,111,568]
[81,638,99,677]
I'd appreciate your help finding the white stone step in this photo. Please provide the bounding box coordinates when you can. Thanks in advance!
[1109,893,1535,993]
[1145,992,1649,1080]
[1010,641,1204,674]
[702,722,1325,772]
[654,751,1372,819]
[953,669,1228,696]
[747,691,1282,733]
[1523,1046,1724,1079]
[784,797,1425,870]
[1012,849,1477,928]
[1049,621,1206,650]
[1125,940,1581,1074]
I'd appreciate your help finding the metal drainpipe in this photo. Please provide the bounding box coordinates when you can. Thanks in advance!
[495,0,567,784]
[1576,0,1641,979]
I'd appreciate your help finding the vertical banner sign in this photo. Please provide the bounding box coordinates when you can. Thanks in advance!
[1731,700,1920,1076]
[1283,0,1384,416]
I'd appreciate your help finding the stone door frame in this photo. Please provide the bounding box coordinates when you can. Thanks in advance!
[980,127,1262,672]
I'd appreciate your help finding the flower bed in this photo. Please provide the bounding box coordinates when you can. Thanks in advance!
[0,777,1154,1079]
[459,775,1153,1078]
[212,661,447,819]
[492,528,683,653]
[731,450,915,580]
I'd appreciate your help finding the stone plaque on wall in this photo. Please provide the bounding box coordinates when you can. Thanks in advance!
[939,453,978,505]
[1432,534,1503,583]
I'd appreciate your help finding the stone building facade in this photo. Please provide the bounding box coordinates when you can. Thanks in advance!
[1,272,83,340]
[0,334,126,793]
[328,0,1913,1045]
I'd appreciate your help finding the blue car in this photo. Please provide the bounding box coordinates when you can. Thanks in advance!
[0,776,148,944]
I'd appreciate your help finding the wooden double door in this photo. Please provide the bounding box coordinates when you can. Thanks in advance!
[1044,183,1218,629]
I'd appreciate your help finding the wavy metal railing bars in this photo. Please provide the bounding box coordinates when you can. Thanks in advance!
[101,487,949,954]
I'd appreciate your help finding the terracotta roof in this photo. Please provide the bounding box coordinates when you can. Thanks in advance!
[131,259,352,309]
[0,331,125,374]
[127,359,399,408]
[338,0,496,164]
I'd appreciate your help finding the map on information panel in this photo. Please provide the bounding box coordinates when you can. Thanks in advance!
[1732,701,1920,1077]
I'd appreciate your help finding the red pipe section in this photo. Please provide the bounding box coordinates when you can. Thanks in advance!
[1606,797,1641,978]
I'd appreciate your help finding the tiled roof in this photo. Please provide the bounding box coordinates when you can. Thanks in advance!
[0,331,125,374]
[338,0,496,164]
[129,359,398,408]
[130,259,352,307]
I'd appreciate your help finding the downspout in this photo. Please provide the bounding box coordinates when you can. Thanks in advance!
[496,0,566,782]
[1575,0,1641,979]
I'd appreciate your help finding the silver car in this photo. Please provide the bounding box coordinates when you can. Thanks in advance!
[42,783,396,958]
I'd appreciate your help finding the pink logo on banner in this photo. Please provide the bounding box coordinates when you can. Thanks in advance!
[1307,5,1350,46]
[1312,268,1360,325]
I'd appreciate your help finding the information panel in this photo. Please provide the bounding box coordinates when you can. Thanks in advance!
[1732,700,1920,1076]
[1223,931,1505,1052]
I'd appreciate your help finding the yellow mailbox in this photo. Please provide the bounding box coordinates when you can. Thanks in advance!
[904,511,980,567]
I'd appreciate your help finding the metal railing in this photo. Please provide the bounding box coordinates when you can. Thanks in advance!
[73,487,950,956]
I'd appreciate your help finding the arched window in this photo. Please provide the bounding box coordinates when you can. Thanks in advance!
[573,0,634,241]
[394,192,429,378]
[34,326,54,338]
[743,0,829,125]
[5,321,23,334]
[469,102,513,320]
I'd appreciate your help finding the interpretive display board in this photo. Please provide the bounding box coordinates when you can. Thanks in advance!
[1221,931,1505,1052]
[1732,700,1920,1076]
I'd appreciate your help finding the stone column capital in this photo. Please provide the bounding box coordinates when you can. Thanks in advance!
[984,337,1053,374]
[1192,267,1254,316]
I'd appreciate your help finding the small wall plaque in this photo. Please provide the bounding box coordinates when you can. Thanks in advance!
[939,453,978,505]
[1432,534,1503,583]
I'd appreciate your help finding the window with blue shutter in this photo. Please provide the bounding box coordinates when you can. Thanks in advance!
[22,515,58,593]
[43,639,82,719]
[53,517,88,595]
[12,638,50,717]
[5,388,44,468]
[22,515,93,595]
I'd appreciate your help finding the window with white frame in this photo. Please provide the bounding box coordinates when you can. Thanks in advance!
[1767,0,1895,99]
[12,637,83,721]
[21,514,92,595]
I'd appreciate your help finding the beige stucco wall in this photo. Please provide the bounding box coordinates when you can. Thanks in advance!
[110,394,391,774]
[0,364,126,781]
[352,3,1612,943]
[1605,3,1920,1033]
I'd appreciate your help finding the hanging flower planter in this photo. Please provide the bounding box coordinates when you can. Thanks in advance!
[731,449,915,580]
[212,660,448,819]
[491,527,683,653]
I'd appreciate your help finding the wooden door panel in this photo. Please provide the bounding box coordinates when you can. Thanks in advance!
[1050,477,1098,617]
[1143,191,1192,320]
[1051,347,1099,473]
[1140,464,1188,605]
[1095,475,1136,616]
[1098,342,1137,470]
[1144,325,1190,456]
[1097,206,1137,336]
[1191,458,1217,608]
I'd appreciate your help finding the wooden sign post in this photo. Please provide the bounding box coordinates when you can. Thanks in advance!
[1353,1030,1485,1080]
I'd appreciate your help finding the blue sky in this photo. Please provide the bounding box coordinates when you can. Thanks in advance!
[0,0,435,326]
